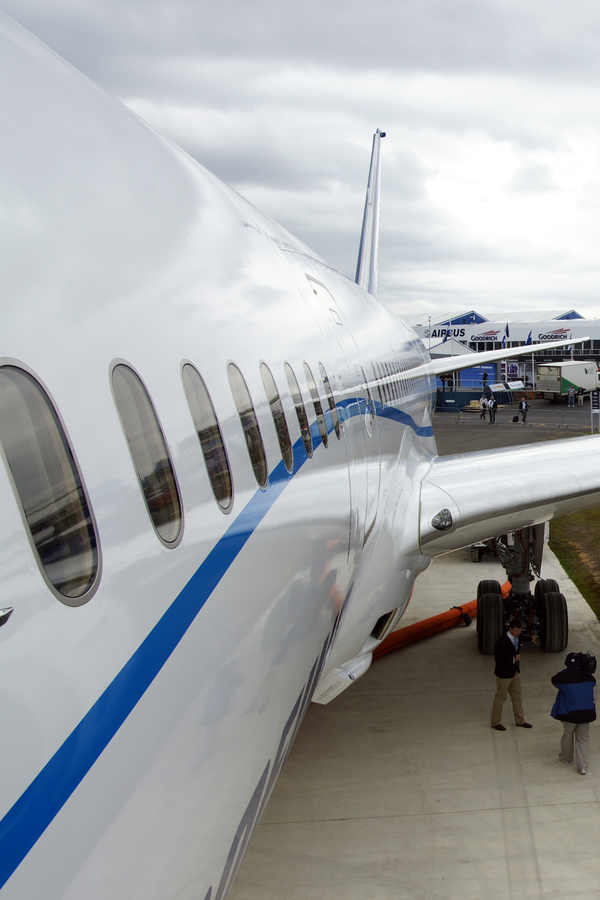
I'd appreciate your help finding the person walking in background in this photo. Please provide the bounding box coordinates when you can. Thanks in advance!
[568,385,576,407]
[488,396,497,424]
[578,385,585,407]
[551,652,596,775]
[479,395,488,420]
[518,396,528,424]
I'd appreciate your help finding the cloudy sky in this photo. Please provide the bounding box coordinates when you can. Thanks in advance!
[5,0,600,321]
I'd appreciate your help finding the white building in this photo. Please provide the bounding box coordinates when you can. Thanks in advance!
[409,309,600,389]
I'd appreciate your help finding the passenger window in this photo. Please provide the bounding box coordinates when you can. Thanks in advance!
[182,364,233,511]
[0,366,99,602]
[385,362,393,401]
[228,363,268,488]
[284,363,312,458]
[112,364,182,545]
[392,361,399,399]
[303,363,328,448]
[319,363,340,439]
[361,366,376,422]
[378,362,389,403]
[260,363,293,472]
[372,363,384,407]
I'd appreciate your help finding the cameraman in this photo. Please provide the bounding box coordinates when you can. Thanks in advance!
[551,652,596,775]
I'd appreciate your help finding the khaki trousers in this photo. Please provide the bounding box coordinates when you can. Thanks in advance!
[560,722,590,772]
[491,673,525,726]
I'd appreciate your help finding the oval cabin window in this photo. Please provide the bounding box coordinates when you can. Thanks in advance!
[319,363,340,439]
[112,364,182,545]
[260,363,293,472]
[182,364,233,511]
[227,363,268,488]
[0,366,99,603]
[303,362,328,448]
[284,363,312,458]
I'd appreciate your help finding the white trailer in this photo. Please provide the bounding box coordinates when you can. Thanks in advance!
[536,360,599,401]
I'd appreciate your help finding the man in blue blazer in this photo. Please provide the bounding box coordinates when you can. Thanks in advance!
[491,618,538,730]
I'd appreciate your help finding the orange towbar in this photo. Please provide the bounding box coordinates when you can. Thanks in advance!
[373,581,511,661]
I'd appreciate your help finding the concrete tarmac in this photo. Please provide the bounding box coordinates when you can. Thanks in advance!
[230,402,600,900]
[230,550,600,900]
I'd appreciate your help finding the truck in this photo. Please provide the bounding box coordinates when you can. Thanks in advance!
[536,359,599,401]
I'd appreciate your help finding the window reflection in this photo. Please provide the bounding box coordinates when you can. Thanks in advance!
[0,366,99,601]
[284,363,312,458]
[228,363,268,488]
[319,363,340,439]
[112,364,182,544]
[303,362,328,448]
[182,364,232,511]
[260,363,293,472]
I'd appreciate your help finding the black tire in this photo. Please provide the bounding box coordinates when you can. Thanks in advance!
[476,580,503,633]
[477,579,502,599]
[534,579,559,602]
[470,545,483,562]
[477,592,504,654]
[540,591,568,653]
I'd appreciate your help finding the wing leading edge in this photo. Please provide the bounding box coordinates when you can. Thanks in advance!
[418,336,589,380]
[416,434,600,556]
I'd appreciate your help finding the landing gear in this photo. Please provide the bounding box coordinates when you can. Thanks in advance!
[534,578,567,651]
[476,580,503,654]
[477,580,502,599]
[475,527,568,654]
[534,578,559,601]
[477,593,504,654]
[540,591,568,652]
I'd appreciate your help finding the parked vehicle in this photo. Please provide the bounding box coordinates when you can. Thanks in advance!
[536,360,599,401]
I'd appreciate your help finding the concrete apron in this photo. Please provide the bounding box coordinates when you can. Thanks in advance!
[230,546,600,900]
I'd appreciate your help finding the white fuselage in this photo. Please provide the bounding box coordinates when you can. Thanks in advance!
[0,14,437,899]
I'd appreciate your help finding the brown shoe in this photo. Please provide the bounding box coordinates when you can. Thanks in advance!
[515,722,532,728]
[492,724,506,731]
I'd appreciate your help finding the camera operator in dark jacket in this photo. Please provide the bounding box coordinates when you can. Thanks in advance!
[490,619,537,730]
[551,652,596,775]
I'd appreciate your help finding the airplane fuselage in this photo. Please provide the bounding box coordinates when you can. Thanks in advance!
[0,14,438,898]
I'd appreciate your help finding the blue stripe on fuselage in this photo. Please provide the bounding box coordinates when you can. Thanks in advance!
[0,396,430,886]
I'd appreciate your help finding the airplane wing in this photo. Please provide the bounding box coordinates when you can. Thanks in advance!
[418,336,589,379]
[417,433,600,556]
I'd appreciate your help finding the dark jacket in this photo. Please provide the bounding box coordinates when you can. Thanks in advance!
[494,632,534,678]
[551,668,596,723]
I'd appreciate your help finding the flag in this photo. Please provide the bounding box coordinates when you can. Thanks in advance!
[442,322,450,343]
[502,321,509,349]
[525,330,532,346]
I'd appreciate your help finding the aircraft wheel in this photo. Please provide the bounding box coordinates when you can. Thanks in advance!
[534,579,559,602]
[476,580,503,633]
[470,545,483,562]
[477,592,504,654]
[540,591,568,653]
[477,579,502,599]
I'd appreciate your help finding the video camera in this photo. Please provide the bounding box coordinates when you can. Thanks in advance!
[565,651,597,675]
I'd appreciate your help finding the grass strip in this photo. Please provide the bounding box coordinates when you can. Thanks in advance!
[550,510,600,621]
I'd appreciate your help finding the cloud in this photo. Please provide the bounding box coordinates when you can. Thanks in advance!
[9,1,600,83]
[5,0,600,321]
